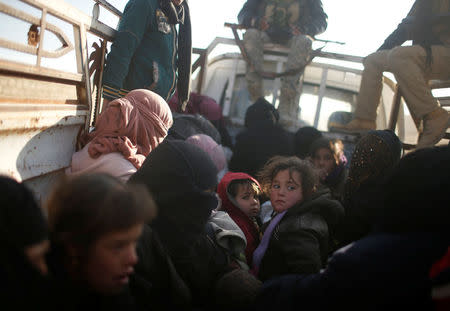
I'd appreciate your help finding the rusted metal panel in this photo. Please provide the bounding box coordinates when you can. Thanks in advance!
[0,75,79,100]
[0,104,88,182]
[0,0,116,200]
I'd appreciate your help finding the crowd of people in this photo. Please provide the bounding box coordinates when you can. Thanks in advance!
[1,0,449,310]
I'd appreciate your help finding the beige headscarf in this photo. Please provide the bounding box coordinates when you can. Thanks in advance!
[86,89,173,168]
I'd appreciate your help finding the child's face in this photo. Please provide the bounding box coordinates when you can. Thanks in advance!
[235,184,261,217]
[313,147,336,179]
[76,224,143,294]
[270,169,303,213]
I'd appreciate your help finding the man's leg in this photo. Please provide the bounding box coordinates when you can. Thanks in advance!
[278,34,312,128]
[243,29,269,101]
[389,45,450,148]
[334,49,390,132]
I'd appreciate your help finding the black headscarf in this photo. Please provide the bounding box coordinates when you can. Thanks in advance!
[344,130,402,202]
[168,113,222,144]
[244,97,279,130]
[294,126,323,159]
[337,130,402,246]
[160,0,192,110]
[128,140,218,254]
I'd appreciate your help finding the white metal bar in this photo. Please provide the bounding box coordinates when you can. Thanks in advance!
[36,8,47,67]
[20,0,116,40]
[313,68,328,128]
[271,61,283,105]
[223,58,239,117]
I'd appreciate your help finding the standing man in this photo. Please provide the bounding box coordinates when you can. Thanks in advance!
[238,0,327,129]
[335,0,450,149]
[102,0,191,109]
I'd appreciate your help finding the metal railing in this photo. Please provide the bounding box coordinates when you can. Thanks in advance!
[0,0,117,128]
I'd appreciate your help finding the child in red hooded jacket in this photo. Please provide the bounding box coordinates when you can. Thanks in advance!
[217,172,262,266]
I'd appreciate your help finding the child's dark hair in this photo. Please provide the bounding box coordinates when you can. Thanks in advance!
[310,137,345,165]
[228,179,261,198]
[257,156,318,200]
[46,173,156,248]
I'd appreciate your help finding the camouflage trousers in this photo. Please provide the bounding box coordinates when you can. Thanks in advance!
[243,29,312,125]
[355,44,450,121]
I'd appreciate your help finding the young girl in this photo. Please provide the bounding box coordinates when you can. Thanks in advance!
[252,156,344,281]
[217,172,262,266]
[45,173,156,310]
[310,137,347,201]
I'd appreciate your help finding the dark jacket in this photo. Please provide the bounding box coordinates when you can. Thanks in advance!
[102,0,188,102]
[254,233,449,311]
[130,225,192,310]
[238,0,327,42]
[0,247,52,310]
[258,189,344,281]
[378,0,450,58]
[323,165,348,203]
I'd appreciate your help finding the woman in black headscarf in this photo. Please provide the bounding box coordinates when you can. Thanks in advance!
[0,176,50,309]
[336,129,402,247]
[129,140,234,309]
[229,97,294,178]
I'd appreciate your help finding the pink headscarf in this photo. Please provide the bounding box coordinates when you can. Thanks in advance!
[86,89,173,169]
[186,134,226,172]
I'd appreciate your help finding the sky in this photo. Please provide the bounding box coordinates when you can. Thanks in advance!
[82,0,415,56]
[0,0,415,68]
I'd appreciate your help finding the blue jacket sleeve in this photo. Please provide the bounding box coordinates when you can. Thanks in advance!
[377,2,418,51]
[102,0,153,99]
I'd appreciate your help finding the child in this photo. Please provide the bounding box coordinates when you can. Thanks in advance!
[217,172,262,266]
[309,137,347,202]
[252,156,344,281]
[45,173,156,310]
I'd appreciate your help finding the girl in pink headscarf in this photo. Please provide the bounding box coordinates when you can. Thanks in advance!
[67,89,173,182]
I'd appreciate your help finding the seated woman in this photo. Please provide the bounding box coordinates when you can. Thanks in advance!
[336,129,402,248]
[128,140,260,309]
[309,137,348,202]
[0,176,50,309]
[67,89,173,182]
[229,98,294,178]
[45,173,156,310]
